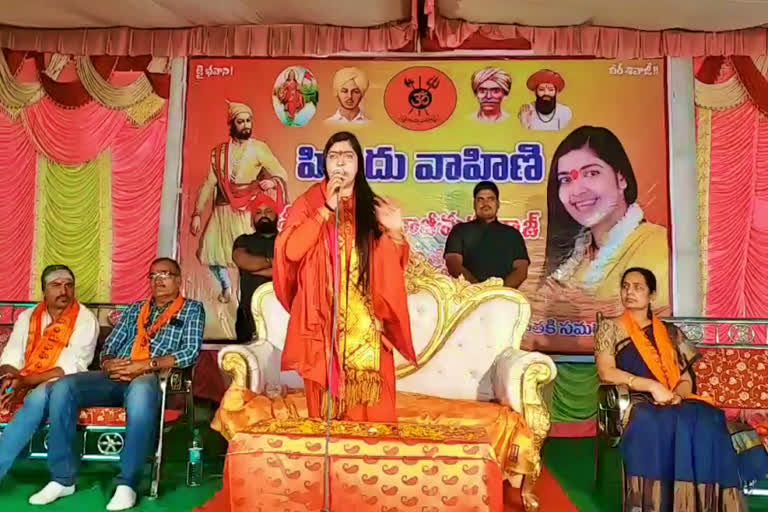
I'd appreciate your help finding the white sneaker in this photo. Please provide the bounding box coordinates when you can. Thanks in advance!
[106,485,137,511]
[28,481,75,505]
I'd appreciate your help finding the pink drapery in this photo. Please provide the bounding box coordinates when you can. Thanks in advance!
[705,102,768,317]
[22,98,128,165]
[0,22,416,57]
[0,100,167,302]
[110,107,167,303]
[0,111,36,300]
[424,0,768,57]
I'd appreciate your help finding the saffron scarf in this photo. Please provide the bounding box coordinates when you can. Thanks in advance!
[130,295,185,360]
[621,311,714,405]
[22,301,80,376]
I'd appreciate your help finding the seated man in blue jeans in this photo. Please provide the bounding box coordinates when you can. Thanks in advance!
[33,258,204,510]
[0,265,98,482]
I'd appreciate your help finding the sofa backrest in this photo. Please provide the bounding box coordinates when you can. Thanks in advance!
[251,253,531,402]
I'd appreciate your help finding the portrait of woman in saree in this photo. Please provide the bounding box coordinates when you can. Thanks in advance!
[541,125,670,314]
[595,268,768,511]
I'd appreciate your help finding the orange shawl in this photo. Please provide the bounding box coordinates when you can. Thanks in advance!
[621,311,713,405]
[130,295,185,360]
[22,301,80,376]
[274,182,417,393]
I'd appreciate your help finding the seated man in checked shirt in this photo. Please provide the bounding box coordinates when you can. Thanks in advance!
[29,257,204,511]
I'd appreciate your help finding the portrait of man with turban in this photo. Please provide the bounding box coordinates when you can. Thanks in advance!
[470,67,512,123]
[190,100,289,304]
[518,69,572,131]
[326,67,370,123]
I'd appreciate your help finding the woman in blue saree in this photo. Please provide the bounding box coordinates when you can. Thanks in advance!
[595,267,768,511]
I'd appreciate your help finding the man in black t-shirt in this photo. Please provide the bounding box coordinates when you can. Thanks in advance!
[444,181,529,288]
[232,201,278,342]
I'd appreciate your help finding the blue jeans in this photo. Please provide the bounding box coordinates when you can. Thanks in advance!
[0,382,54,481]
[47,372,161,490]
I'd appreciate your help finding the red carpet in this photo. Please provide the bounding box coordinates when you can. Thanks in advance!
[549,419,596,438]
[199,462,578,512]
[503,468,579,512]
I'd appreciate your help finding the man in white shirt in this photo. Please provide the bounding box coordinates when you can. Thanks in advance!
[518,69,573,132]
[0,265,98,487]
[326,67,369,123]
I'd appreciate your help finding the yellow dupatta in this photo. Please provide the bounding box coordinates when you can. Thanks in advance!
[336,197,382,411]
[621,311,714,405]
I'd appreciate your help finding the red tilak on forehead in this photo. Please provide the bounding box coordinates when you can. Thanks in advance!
[569,169,580,180]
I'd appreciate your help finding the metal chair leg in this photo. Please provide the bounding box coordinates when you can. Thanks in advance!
[594,433,600,486]
[149,372,170,500]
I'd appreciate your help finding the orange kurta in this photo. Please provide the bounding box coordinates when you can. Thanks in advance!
[274,182,416,422]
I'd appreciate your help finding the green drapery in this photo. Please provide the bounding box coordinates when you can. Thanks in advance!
[32,153,112,302]
[550,363,599,423]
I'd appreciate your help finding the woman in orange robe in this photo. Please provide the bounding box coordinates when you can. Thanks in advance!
[273,131,417,423]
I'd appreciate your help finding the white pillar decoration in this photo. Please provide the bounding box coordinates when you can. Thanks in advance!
[667,57,701,316]
[156,57,188,258]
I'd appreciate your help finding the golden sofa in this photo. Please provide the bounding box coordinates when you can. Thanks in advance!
[216,255,557,510]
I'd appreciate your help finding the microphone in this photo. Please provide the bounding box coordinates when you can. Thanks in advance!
[331,168,343,198]
[322,167,343,512]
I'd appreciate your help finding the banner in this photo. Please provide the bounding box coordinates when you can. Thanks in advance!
[180,58,668,353]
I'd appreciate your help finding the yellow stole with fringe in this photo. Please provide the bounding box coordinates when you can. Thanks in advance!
[335,199,382,413]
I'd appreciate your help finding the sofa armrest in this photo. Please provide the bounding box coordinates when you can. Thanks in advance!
[218,344,262,393]
[493,348,556,512]
[492,347,557,415]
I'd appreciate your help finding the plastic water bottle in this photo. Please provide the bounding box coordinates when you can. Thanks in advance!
[186,428,203,487]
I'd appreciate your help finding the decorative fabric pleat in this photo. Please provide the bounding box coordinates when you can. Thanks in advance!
[424,2,768,58]
[32,153,112,303]
[22,98,127,165]
[0,22,416,57]
[75,56,166,125]
[0,110,36,300]
[0,49,168,304]
[0,51,165,125]
[695,57,768,112]
[110,108,167,303]
[705,103,758,317]
[0,48,43,117]
[695,56,768,319]
[696,108,712,311]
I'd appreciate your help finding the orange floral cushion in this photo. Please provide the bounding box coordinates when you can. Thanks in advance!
[694,348,768,409]
[0,406,183,426]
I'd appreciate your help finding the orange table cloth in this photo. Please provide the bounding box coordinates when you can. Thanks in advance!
[204,419,503,512]
[212,386,535,482]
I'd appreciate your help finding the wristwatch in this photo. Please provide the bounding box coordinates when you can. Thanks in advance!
[149,359,159,370]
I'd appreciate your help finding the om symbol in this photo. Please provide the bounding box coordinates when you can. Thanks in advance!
[408,88,432,110]
[404,75,440,112]
[385,67,456,131]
